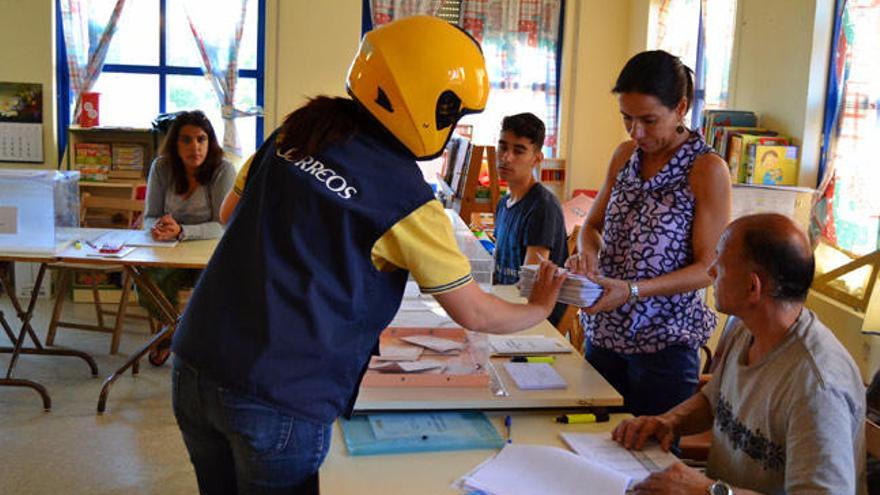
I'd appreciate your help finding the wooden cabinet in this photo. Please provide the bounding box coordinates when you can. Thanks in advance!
[66,127,155,228]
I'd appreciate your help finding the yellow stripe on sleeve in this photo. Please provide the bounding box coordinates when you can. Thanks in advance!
[232,154,256,196]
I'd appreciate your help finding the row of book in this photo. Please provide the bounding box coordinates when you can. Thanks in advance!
[701,110,800,186]
[74,142,145,181]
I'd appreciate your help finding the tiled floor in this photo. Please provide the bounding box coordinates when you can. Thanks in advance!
[0,291,197,494]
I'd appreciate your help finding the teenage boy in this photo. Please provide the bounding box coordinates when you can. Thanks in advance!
[493,113,568,325]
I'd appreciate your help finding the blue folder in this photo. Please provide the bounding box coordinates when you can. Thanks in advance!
[340,411,504,456]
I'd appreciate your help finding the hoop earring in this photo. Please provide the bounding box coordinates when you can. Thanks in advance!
[676,123,686,134]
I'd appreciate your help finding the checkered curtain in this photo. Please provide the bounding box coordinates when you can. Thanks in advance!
[371,0,563,157]
[184,0,262,156]
[370,0,443,25]
[460,0,562,155]
[813,0,880,254]
[59,0,127,124]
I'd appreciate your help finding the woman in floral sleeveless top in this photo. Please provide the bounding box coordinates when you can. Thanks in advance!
[568,51,731,416]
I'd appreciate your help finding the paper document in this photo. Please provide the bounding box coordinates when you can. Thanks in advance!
[560,432,678,480]
[489,335,571,355]
[85,246,137,259]
[400,335,464,353]
[368,359,445,373]
[456,444,631,495]
[375,344,423,362]
[91,229,178,248]
[502,362,567,390]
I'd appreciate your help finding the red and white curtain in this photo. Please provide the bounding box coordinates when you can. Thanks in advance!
[371,0,563,156]
[59,0,128,124]
[184,0,261,156]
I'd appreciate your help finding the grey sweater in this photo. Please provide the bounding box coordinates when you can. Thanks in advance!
[143,157,235,241]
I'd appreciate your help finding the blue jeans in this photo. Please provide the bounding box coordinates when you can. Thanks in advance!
[585,341,699,417]
[172,357,332,494]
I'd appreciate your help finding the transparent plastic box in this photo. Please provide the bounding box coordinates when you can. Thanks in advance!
[0,170,80,255]
[446,209,493,286]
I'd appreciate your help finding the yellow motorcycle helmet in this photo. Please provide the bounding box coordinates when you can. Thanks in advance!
[346,15,489,160]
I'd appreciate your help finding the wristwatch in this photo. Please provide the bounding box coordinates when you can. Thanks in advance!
[708,480,733,495]
[627,281,640,304]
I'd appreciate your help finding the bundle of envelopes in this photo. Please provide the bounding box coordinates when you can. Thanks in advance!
[517,264,603,307]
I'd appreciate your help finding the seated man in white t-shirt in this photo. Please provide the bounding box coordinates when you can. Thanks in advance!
[612,213,866,495]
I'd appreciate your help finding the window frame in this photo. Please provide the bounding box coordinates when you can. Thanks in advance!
[55,0,266,165]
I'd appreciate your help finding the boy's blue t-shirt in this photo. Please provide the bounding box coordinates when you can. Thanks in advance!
[493,183,568,324]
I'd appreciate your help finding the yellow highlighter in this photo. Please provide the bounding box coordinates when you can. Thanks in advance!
[509,356,555,364]
[556,412,610,424]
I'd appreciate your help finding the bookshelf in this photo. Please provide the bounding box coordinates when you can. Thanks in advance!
[67,127,155,228]
[67,126,158,180]
[454,145,500,225]
[538,157,566,200]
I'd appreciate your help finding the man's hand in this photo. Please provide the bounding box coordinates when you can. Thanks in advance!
[632,463,714,494]
[612,415,676,451]
[525,260,567,314]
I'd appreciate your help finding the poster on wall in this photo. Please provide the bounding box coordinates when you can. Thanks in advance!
[0,82,43,163]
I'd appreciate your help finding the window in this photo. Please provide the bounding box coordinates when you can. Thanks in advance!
[653,0,738,128]
[819,0,880,255]
[56,0,265,159]
[365,0,564,158]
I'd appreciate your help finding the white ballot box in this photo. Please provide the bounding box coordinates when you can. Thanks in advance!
[0,169,80,255]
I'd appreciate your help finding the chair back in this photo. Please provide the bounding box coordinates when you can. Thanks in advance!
[80,193,145,229]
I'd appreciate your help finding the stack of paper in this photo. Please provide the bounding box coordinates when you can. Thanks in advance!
[456,444,632,495]
[488,335,571,355]
[559,432,677,480]
[502,362,567,390]
[517,264,603,307]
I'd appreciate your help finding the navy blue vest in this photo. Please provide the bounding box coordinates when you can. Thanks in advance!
[172,131,435,423]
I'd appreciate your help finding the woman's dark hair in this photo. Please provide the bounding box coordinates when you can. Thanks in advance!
[612,50,695,111]
[275,96,395,162]
[159,110,224,195]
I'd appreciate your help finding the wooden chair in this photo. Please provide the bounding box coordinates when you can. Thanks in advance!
[45,194,145,354]
[554,225,586,352]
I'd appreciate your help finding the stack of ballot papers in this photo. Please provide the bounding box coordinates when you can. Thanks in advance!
[455,434,678,495]
[517,264,603,307]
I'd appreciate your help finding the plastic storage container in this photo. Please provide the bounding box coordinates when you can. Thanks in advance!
[0,170,80,255]
[446,209,493,286]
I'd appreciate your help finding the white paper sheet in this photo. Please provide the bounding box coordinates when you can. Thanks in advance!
[489,335,571,355]
[456,444,631,495]
[560,432,678,481]
[502,362,567,390]
[399,335,464,353]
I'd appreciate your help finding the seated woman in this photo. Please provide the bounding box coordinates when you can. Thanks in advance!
[141,110,235,354]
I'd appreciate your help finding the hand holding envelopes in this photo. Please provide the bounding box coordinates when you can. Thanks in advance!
[517,264,603,307]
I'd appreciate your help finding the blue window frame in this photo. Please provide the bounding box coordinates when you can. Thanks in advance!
[55,0,265,165]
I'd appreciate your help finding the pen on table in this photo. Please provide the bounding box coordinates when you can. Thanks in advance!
[555,412,610,424]
[504,415,512,443]
[510,356,555,364]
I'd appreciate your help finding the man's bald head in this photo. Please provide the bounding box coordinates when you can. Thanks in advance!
[727,214,814,302]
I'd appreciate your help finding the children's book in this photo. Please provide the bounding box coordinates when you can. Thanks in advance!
[729,133,787,183]
[702,110,758,147]
[74,142,112,181]
[747,144,799,186]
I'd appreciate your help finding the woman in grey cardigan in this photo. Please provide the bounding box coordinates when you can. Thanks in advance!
[142,111,234,363]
